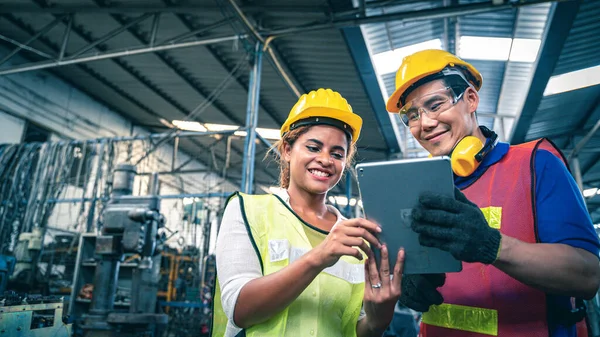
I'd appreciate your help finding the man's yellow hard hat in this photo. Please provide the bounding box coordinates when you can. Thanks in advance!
[281,88,363,144]
[386,49,483,113]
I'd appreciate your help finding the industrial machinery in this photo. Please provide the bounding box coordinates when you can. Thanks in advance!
[0,292,72,337]
[9,228,42,288]
[77,164,168,337]
[0,255,16,293]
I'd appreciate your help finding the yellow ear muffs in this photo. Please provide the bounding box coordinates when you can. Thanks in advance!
[451,136,484,177]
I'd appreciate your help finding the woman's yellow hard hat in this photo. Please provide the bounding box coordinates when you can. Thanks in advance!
[281,88,363,144]
[386,49,483,113]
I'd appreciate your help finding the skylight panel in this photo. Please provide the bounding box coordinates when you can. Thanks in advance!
[459,36,512,61]
[544,64,600,96]
[509,38,541,62]
[371,39,443,75]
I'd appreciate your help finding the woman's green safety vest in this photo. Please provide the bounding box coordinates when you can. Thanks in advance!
[211,192,365,337]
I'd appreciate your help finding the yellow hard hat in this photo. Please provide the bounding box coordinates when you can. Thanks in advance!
[386,49,483,113]
[280,88,363,144]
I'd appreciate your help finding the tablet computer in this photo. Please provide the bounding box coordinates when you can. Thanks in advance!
[356,156,462,274]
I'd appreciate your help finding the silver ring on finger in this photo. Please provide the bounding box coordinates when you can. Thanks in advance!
[371,282,382,289]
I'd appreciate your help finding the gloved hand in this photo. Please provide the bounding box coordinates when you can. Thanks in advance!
[399,273,445,312]
[411,187,502,265]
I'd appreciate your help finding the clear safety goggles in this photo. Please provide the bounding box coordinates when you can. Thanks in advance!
[399,86,466,127]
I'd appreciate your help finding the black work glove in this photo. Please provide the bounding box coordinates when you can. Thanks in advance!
[411,187,502,265]
[399,273,445,312]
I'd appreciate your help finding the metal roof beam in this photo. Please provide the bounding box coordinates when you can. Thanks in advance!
[0,14,245,186]
[509,1,580,144]
[162,0,287,126]
[341,26,401,156]
[0,33,241,76]
[0,15,64,66]
[100,10,245,126]
[224,0,306,98]
[263,0,564,37]
[2,13,267,189]
[0,4,330,15]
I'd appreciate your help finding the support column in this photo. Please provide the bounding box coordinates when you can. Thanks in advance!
[241,43,263,194]
[345,174,352,218]
[572,156,584,192]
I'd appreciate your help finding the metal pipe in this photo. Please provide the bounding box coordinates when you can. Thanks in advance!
[87,140,106,232]
[263,0,560,37]
[162,18,232,45]
[0,34,53,59]
[226,0,302,97]
[58,15,73,61]
[172,136,179,171]
[240,43,263,194]
[572,156,584,191]
[345,175,352,218]
[0,34,243,76]
[47,191,233,204]
[137,168,212,176]
[568,118,600,161]
[149,13,161,47]
[70,13,153,58]
[0,16,64,66]
[58,129,240,145]
[0,4,329,14]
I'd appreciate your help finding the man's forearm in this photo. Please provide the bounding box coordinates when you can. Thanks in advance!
[494,234,600,299]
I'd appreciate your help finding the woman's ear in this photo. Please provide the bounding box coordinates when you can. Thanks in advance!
[282,142,292,163]
[465,87,480,115]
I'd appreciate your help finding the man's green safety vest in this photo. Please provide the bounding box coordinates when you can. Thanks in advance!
[211,192,365,337]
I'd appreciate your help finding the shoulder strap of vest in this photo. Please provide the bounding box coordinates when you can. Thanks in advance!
[513,138,570,172]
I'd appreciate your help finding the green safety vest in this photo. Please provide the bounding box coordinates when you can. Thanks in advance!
[211,192,365,337]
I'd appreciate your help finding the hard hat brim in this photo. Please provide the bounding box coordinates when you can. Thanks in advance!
[386,68,443,113]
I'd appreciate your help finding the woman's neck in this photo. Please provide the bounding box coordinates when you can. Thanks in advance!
[286,184,329,219]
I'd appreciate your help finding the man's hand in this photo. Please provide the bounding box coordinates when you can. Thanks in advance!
[411,188,501,264]
[399,273,445,312]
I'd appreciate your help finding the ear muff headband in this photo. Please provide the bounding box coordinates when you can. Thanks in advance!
[451,127,498,177]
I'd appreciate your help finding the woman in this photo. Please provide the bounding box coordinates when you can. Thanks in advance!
[212,88,404,337]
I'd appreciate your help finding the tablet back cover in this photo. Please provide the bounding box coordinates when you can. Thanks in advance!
[356,157,462,274]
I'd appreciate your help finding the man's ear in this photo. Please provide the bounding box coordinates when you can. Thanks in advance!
[465,87,479,115]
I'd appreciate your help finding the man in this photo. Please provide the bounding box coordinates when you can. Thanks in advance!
[385,49,600,336]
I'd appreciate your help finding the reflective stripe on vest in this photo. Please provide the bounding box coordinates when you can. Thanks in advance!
[422,207,502,335]
[269,239,364,284]
[422,303,498,336]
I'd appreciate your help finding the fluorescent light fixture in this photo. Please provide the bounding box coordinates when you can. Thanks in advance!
[172,120,207,132]
[372,39,443,75]
[171,120,281,140]
[459,36,512,61]
[544,64,600,96]
[583,188,599,198]
[256,128,281,140]
[509,39,541,62]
